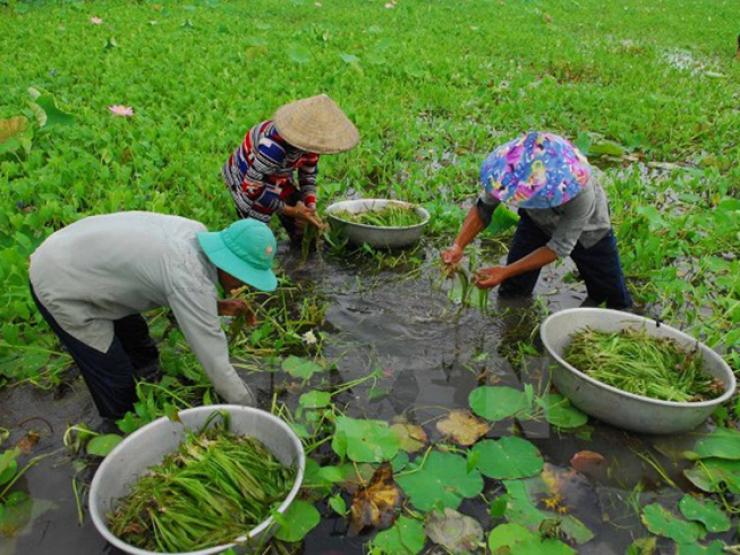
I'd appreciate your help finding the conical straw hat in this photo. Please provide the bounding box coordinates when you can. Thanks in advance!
[273,94,360,154]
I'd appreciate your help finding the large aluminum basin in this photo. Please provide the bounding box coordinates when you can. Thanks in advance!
[89,405,305,554]
[540,308,736,434]
[325,198,430,249]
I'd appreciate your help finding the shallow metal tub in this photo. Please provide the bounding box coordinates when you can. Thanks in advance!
[89,405,305,555]
[325,198,430,249]
[540,308,736,434]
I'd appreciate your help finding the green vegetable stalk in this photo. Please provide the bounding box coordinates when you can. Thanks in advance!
[108,417,296,552]
[564,327,724,403]
[332,205,423,227]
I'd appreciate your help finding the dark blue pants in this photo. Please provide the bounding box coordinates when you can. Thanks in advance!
[499,211,632,309]
[30,284,158,419]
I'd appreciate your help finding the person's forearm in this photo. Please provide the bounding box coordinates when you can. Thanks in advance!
[503,246,558,279]
[454,206,486,249]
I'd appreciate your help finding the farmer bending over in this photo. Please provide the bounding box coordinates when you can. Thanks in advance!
[442,132,632,309]
[223,93,359,244]
[29,212,278,420]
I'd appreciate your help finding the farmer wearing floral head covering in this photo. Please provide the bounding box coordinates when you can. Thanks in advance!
[441,132,632,309]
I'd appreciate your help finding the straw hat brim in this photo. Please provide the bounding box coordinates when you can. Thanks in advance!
[273,94,360,154]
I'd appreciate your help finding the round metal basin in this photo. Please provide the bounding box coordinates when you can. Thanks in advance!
[89,405,305,555]
[325,198,430,249]
[540,308,736,434]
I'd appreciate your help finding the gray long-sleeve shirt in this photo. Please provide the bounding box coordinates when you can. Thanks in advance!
[477,178,612,257]
[29,211,254,406]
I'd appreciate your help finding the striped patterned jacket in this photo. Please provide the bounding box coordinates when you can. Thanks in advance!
[222,120,319,221]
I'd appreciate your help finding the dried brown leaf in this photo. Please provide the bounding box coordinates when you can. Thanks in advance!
[436,410,490,446]
[0,116,28,144]
[390,421,427,453]
[349,462,402,534]
[16,431,41,454]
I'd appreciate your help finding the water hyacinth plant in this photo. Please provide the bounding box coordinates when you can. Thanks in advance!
[564,327,724,402]
[108,413,296,552]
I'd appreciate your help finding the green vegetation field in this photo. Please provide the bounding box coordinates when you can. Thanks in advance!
[0,0,739,552]
[2,0,739,381]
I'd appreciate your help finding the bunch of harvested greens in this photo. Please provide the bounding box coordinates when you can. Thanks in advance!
[332,205,424,227]
[108,415,296,552]
[564,327,724,402]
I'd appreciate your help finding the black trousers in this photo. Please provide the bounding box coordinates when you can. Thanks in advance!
[499,211,633,310]
[30,284,159,419]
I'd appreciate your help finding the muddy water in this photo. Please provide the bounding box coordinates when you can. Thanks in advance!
[0,248,709,554]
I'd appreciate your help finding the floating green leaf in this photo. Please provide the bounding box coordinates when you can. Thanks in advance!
[331,416,400,463]
[282,356,324,380]
[0,491,32,536]
[86,434,123,457]
[500,480,594,545]
[487,523,574,555]
[676,540,726,555]
[678,495,730,532]
[328,493,348,516]
[683,458,740,494]
[640,503,706,544]
[391,451,409,472]
[472,437,543,479]
[397,450,483,512]
[501,480,547,527]
[625,536,657,555]
[0,448,20,486]
[371,515,426,555]
[425,508,483,554]
[469,386,530,422]
[537,393,588,429]
[317,465,345,483]
[685,428,740,460]
[274,500,320,542]
[299,390,331,408]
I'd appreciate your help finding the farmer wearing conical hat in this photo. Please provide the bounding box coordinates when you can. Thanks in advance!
[222,94,359,243]
[29,212,278,420]
[442,132,632,309]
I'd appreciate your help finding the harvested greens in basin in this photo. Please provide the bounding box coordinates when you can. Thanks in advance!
[107,415,296,553]
[564,327,725,403]
[331,204,425,227]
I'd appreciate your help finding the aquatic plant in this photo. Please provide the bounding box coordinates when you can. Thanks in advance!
[108,413,296,552]
[331,205,425,227]
[564,327,724,402]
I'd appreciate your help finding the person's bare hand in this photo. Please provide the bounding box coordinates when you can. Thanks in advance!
[286,202,326,231]
[440,244,464,276]
[218,299,257,325]
[473,266,509,289]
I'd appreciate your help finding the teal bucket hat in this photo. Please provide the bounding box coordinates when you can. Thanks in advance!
[197,219,278,292]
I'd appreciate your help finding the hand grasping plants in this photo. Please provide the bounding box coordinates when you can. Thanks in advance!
[440,243,464,276]
[217,298,257,326]
[283,201,327,231]
[472,266,509,289]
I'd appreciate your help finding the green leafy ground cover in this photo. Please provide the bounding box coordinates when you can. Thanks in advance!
[1,0,739,553]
